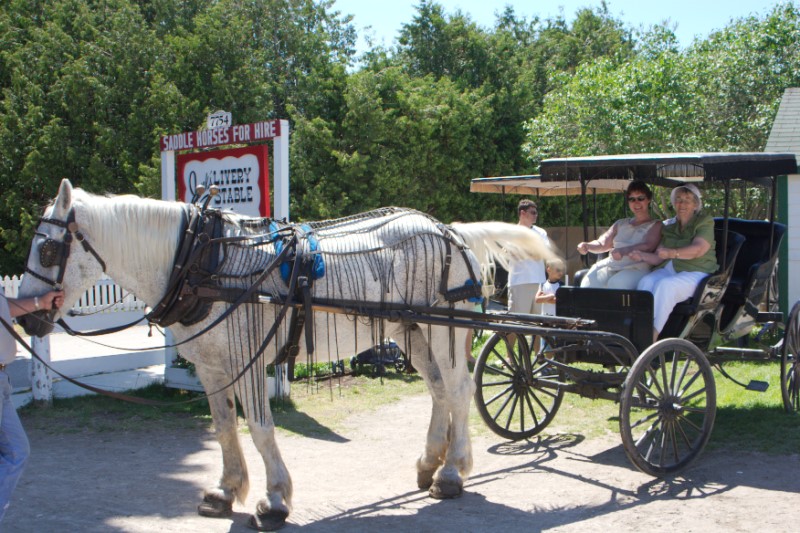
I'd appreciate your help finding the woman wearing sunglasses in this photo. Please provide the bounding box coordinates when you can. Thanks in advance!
[577,181,661,290]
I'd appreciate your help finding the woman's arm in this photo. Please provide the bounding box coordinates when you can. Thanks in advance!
[627,249,665,266]
[7,291,64,318]
[577,222,618,255]
[656,236,711,261]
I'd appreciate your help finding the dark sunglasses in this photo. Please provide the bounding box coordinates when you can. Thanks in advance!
[627,195,647,202]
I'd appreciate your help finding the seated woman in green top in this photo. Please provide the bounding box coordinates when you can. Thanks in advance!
[629,184,717,343]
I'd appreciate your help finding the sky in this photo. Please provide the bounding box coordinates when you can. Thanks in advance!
[333,0,791,55]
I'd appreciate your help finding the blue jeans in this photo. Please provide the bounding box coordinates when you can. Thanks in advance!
[0,371,30,523]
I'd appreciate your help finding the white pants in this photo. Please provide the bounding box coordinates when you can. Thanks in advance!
[580,264,650,290]
[636,261,709,333]
[508,283,540,315]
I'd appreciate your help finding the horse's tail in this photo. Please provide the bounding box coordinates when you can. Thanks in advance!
[450,221,558,298]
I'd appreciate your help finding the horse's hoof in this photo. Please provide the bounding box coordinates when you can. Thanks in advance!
[247,499,289,531]
[429,479,463,499]
[197,493,233,518]
[417,469,435,490]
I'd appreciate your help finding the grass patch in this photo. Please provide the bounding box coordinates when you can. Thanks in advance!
[18,359,798,455]
[19,383,213,434]
[18,372,428,439]
[270,372,427,438]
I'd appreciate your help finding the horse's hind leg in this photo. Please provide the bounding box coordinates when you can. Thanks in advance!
[195,371,249,519]
[409,324,474,498]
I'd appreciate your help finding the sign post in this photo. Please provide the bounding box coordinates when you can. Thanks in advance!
[159,117,290,394]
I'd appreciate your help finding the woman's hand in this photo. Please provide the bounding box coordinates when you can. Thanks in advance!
[577,242,589,255]
[656,246,674,260]
[39,291,65,311]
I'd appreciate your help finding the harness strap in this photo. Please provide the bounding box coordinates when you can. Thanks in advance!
[74,228,106,272]
[2,237,305,406]
[274,226,319,369]
[437,223,483,303]
[148,205,198,323]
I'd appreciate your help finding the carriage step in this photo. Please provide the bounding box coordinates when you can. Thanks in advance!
[746,380,769,392]
[757,311,783,323]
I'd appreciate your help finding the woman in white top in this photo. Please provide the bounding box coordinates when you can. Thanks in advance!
[577,181,662,290]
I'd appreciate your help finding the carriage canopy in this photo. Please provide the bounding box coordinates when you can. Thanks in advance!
[539,152,798,187]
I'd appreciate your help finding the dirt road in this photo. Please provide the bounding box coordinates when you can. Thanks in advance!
[5,394,799,532]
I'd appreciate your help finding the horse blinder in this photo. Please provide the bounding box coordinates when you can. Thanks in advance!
[39,238,69,269]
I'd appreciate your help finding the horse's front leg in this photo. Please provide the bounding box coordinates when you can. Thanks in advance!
[194,368,250,519]
[239,391,293,531]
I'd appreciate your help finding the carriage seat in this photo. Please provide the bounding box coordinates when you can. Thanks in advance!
[572,251,609,287]
[659,227,745,338]
[718,218,786,310]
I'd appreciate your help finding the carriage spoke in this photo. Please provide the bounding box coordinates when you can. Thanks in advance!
[640,421,663,464]
[645,365,667,398]
[674,356,692,395]
[634,379,662,404]
[675,412,703,433]
[484,383,516,407]
[634,416,662,449]
[669,353,680,394]
[629,409,660,430]
[489,391,516,429]
[524,385,549,419]
[675,414,702,445]
[659,352,669,394]
[676,369,703,398]
[668,421,681,464]
[504,393,521,432]
[679,386,707,405]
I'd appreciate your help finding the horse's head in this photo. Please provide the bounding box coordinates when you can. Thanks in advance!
[17,179,106,337]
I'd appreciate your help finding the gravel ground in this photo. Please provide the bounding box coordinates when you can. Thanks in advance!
[4,393,800,532]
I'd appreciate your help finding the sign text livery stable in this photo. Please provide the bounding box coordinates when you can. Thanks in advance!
[160,120,281,152]
[177,145,270,217]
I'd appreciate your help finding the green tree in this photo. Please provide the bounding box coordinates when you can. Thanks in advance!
[0,0,163,272]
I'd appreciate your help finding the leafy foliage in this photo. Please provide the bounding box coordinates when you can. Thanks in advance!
[0,0,797,273]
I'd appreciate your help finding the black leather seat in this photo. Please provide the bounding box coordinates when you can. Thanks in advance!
[718,218,786,327]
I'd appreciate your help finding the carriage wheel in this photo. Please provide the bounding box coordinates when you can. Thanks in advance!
[620,338,716,477]
[781,301,800,413]
[473,332,564,440]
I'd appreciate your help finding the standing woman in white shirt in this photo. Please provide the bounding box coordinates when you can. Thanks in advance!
[508,199,550,315]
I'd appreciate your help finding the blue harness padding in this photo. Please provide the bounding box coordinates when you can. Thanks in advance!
[269,222,326,283]
[464,279,483,303]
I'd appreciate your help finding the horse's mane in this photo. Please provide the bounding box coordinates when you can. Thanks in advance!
[69,188,184,275]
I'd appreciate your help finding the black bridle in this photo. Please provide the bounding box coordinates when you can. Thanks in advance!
[25,208,107,288]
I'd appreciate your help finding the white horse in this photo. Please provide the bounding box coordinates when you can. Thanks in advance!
[18,179,553,530]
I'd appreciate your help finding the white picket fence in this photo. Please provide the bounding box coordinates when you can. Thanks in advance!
[2,273,288,399]
[1,274,146,314]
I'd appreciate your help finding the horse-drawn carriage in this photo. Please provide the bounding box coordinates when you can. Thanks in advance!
[12,151,798,529]
[470,152,799,476]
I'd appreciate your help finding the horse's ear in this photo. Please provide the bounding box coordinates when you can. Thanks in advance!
[55,178,73,214]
